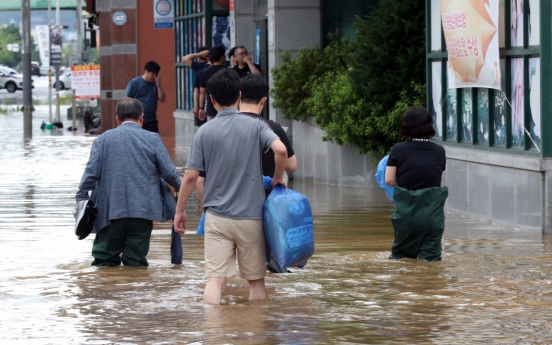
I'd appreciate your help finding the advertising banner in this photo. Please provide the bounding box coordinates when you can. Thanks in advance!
[229,0,235,48]
[50,25,63,66]
[35,25,49,66]
[70,65,100,99]
[441,0,501,89]
[154,0,174,29]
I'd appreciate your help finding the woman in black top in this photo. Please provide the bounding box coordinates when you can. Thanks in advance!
[385,106,448,261]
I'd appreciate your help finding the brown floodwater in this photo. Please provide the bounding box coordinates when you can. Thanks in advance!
[1,108,552,344]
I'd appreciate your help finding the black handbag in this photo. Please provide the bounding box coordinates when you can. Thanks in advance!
[73,200,97,240]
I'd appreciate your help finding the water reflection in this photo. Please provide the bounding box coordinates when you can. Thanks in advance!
[1,108,552,343]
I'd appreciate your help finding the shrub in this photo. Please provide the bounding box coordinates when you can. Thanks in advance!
[271,47,322,122]
[349,0,426,112]
[271,37,352,121]
[270,0,427,157]
[307,69,425,157]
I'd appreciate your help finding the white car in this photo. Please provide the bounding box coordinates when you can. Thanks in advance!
[51,70,72,90]
[0,67,34,93]
[41,65,66,77]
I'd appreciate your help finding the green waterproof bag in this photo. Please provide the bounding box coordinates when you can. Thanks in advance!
[389,185,448,261]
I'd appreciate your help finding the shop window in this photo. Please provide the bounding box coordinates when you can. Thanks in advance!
[174,0,228,111]
[427,0,543,154]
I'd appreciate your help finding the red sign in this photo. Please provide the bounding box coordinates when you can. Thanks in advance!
[230,0,234,12]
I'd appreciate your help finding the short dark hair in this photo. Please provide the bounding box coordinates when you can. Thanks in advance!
[399,105,436,139]
[144,61,160,74]
[206,69,241,106]
[116,98,143,122]
[240,74,268,104]
[235,46,247,53]
[197,46,209,53]
[228,46,237,58]
[208,45,226,63]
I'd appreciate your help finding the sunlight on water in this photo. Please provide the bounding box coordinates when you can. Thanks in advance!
[1,107,552,343]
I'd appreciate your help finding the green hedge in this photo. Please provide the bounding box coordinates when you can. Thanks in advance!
[270,0,426,157]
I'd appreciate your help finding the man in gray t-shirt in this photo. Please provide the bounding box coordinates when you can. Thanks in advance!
[174,69,287,305]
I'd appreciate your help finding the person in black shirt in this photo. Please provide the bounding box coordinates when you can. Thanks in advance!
[240,74,297,273]
[228,46,238,68]
[385,106,448,261]
[199,45,227,121]
[232,46,262,78]
[182,46,210,127]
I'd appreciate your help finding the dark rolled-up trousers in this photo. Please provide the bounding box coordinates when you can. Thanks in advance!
[92,218,153,267]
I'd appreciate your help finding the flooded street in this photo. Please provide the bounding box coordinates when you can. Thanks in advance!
[1,107,552,344]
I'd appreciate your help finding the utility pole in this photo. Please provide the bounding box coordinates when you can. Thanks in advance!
[48,0,52,123]
[54,0,60,96]
[77,0,83,64]
[22,0,32,139]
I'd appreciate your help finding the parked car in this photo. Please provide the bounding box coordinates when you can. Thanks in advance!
[41,65,66,77]
[0,67,34,93]
[31,61,40,76]
[51,70,72,90]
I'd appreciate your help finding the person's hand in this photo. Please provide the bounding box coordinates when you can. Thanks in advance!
[167,182,176,195]
[174,212,187,234]
[192,106,199,117]
[243,55,252,64]
[156,77,162,87]
[199,50,209,58]
[271,176,287,189]
[198,109,206,121]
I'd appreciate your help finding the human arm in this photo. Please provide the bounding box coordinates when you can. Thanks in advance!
[156,77,166,103]
[198,87,206,120]
[385,166,397,187]
[270,139,288,188]
[174,169,200,233]
[195,176,205,203]
[272,123,296,172]
[286,155,297,172]
[154,136,181,190]
[243,55,262,75]
[243,55,262,76]
[182,50,209,67]
[125,79,136,98]
[192,88,199,117]
[75,138,103,201]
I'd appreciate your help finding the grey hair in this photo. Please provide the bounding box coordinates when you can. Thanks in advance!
[116,98,143,121]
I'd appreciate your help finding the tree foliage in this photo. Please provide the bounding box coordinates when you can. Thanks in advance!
[0,24,22,67]
[349,0,426,112]
[270,0,427,157]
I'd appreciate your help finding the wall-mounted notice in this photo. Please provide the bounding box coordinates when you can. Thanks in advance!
[71,65,100,99]
[154,0,174,29]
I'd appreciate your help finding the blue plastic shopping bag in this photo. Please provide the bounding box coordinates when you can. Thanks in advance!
[197,212,205,235]
[263,185,314,271]
[375,155,394,200]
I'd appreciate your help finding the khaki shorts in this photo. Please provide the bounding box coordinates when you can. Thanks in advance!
[204,212,267,280]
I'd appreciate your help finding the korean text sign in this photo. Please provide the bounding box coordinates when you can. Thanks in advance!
[440,0,501,89]
[70,65,100,99]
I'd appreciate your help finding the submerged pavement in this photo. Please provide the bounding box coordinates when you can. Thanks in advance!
[1,107,552,344]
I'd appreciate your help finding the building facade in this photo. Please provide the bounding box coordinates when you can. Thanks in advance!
[87,0,177,140]
[89,0,552,231]
[426,0,552,231]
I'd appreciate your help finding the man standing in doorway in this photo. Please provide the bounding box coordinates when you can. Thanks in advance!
[232,46,262,78]
[125,61,166,133]
[174,69,288,304]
